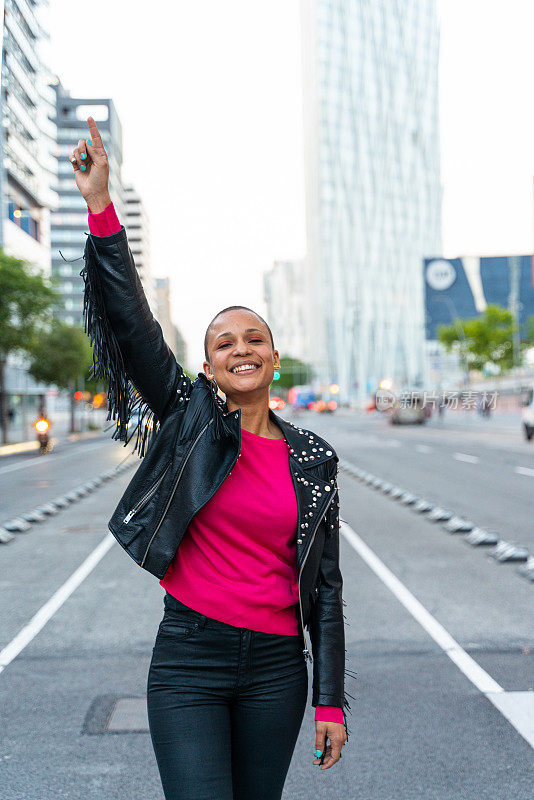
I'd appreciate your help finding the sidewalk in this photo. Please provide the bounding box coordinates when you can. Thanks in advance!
[0,409,110,456]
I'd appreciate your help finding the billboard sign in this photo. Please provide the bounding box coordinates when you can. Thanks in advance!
[423,255,534,340]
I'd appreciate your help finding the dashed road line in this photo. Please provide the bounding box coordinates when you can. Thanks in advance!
[514,466,534,477]
[453,452,480,464]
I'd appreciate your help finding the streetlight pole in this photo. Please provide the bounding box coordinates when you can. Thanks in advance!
[508,256,521,369]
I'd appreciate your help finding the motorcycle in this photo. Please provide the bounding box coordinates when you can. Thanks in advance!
[34,417,52,455]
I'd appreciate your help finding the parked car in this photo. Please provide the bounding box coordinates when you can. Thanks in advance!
[389,392,426,425]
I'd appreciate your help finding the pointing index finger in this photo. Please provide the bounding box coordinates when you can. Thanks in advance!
[87,117,103,147]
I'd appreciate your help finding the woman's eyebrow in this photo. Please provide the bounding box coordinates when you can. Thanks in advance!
[215,328,263,340]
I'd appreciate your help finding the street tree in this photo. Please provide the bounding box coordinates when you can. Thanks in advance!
[0,249,58,443]
[437,304,519,374]
[274,356,313,390]
[29,322,94,433]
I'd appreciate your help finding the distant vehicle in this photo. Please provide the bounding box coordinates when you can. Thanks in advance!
[389,392,426,425]
[520,385,534,441]
[288,386,316,410]
[34,416,52,454]
[314,399,337,413]
[268,396,286,410]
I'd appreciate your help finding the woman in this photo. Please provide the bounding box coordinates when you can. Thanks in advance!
[69,117,354,800]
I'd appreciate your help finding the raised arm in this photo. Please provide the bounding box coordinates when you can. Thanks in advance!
[69,118,191,455]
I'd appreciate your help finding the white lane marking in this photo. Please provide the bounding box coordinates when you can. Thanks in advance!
[0,533,115,675]
[514,466,534,477]
[486,692,534,748]
[453,452,480,464]
[340,521,502,694]
[340,520,534,750]
[0,441,114,476]
[415,444,432,454]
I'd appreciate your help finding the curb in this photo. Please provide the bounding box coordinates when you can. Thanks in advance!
[0,429,106,458]
[0,458,137,545]
[339,458,533,586]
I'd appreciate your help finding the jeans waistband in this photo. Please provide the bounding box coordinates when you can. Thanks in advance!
[163,591,302,639]
[164,591,208,619]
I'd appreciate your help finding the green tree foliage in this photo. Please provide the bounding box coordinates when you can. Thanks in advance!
[274,356,313,390]
[29,323,94,433]
[0,249,58,442]
[437,304,518,373]
[28,322,93,390]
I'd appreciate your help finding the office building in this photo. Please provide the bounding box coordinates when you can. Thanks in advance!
[123,181,157,314]
[300,0,442,403]
[51,82,124,324]
[156,277,188,368]
[0,0,59,430]
[263,259,307,362]
[1,0,57,269]
[424,253,534,385]
[173,324,188,370]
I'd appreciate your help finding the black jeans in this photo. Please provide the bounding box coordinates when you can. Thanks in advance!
[147,592,309,800]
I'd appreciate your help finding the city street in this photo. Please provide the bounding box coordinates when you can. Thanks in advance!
[1,411,533,799]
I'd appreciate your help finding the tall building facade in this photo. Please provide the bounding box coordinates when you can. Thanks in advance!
[156,277,188,368]
[0,0,59,430]
[263,259,307,362]
[300,0,442,404]
[173,324,188,370]
[51,82,124,324]
[1,0,57,270]
[123,181,157,314]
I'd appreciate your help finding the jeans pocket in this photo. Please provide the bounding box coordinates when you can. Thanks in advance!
[157,612,200,643]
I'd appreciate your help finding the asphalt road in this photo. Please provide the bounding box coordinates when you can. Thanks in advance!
[0,411,533,799]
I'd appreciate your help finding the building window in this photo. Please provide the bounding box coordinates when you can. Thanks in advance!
[8,202,39,241]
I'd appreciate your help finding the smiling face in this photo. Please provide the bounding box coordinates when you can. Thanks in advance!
[203,308,279,401]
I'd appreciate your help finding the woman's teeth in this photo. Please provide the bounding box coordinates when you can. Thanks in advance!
[232,364,259,374]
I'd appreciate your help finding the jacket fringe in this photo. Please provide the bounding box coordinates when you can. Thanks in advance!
[209,377,235,442]
[80,235,159,458]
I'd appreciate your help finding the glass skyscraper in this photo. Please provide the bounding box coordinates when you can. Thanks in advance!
[300,0,442,403]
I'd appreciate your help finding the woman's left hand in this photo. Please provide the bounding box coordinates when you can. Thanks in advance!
[313,721,347,769]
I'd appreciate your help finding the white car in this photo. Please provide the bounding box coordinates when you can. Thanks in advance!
[520,386,534,441]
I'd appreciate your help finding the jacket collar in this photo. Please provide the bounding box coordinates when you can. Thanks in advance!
[196,375,336,468]
[268,410,336,468]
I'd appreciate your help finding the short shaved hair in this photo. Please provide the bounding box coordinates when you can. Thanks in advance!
[204,305,274,361]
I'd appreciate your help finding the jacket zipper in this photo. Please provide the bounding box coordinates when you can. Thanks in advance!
[123,463,171,524]
[295,481,338,664]
[140,419,212,568]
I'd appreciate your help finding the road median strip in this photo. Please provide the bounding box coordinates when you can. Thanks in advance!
[0,458,136,545]
[339,458,534,584]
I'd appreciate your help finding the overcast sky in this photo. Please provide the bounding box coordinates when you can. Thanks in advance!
[48,0,534,369]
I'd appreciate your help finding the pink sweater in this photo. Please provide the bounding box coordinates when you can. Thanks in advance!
[87,202,344,725]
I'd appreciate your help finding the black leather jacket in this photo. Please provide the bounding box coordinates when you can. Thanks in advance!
[81,225,354,736]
